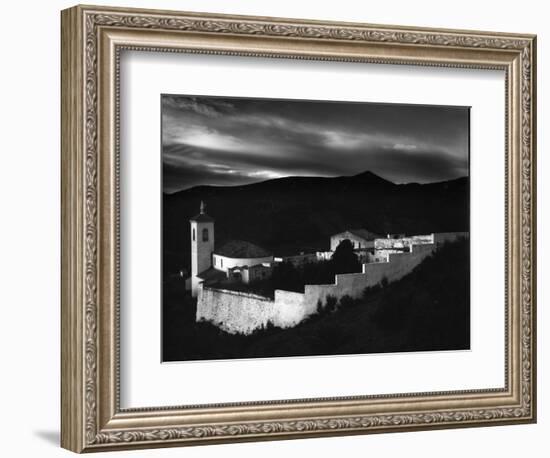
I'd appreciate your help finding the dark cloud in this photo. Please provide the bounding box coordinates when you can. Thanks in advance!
[361,147,468,183]
[161,94,469,193]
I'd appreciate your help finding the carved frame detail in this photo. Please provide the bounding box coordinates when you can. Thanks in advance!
[61,5,536,453]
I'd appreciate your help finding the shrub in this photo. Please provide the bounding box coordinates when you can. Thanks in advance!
[339,294,356,309]
[325,295,338,312]
[362,284,381,299]
[316,299,323,314]
[331,239,361,274]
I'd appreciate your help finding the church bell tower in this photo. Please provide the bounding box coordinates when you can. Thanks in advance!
[189,201,215,297]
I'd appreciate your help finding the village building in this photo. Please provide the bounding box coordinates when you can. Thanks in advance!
[369,234,435,263]
[330,229,380,251]
[273,252,318,267]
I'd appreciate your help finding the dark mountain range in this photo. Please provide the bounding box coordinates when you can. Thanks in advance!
[162,171,469,275]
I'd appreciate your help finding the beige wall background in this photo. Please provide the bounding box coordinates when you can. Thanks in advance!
[0,0,546,457]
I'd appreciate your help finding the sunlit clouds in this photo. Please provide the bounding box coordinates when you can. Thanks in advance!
[162,95,469,193]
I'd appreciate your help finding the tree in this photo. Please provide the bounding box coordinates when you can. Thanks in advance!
[331,239,361,274]
[271,261,302,292]
[325,295,338,312]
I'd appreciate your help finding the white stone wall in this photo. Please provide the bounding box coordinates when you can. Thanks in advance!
[196,285,305,334]
[303,242,438,315]
[196,232,468,334]
[273,289,307,327]
[374,233,434,250]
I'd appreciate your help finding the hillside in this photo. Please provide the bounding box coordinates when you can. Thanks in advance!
[163,171,469,275]
[162,237,470,361]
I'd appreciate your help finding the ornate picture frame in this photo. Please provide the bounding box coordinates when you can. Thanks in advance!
[61,4,536,453]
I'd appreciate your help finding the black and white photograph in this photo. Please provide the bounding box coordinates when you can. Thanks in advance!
[161,94,470,362]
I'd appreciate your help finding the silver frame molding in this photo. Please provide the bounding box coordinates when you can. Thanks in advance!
[61,4,537,453]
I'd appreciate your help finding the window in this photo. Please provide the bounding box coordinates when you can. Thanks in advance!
[202,228,209,241]
[192,228,195,241]
[221,258,223,268]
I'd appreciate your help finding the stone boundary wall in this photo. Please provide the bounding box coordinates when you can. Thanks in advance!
[196,232,468,335]
[302,243,437,316]
[196,286,306,335]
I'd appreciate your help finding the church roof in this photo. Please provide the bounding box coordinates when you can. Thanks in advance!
[214,240,272,259]
[196,267,226,282]
[189,213,215,223]
[333,228,380,241]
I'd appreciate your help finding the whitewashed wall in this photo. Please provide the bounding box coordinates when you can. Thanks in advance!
[197,286,305,334]
[197,234,468,334]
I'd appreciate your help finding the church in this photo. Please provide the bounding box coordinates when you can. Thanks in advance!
[189,202,274,297]
[188,201,468,334]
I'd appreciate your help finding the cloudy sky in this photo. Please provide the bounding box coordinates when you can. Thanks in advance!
[162,94,469,193]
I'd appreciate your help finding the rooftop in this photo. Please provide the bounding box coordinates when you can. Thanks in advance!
[196,267,226,282]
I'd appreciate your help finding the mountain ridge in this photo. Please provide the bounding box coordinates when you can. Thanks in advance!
[164,170,467,196]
